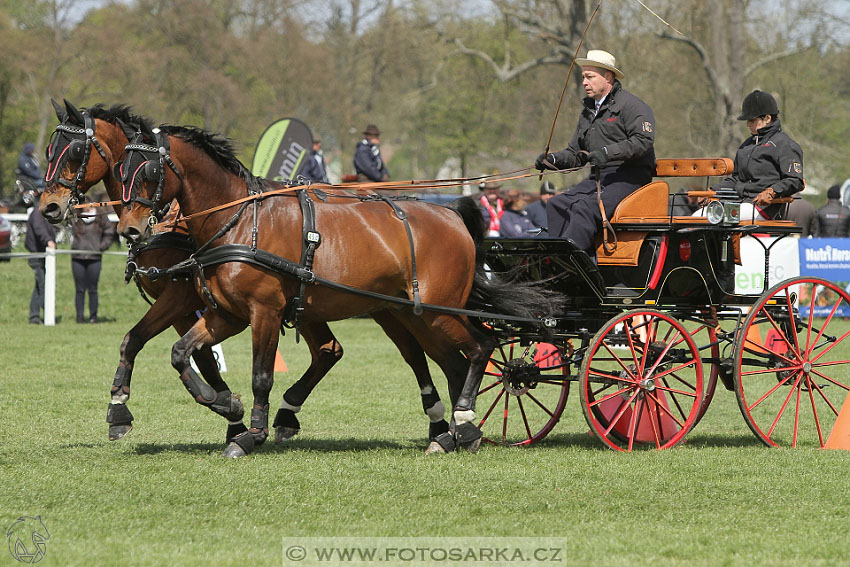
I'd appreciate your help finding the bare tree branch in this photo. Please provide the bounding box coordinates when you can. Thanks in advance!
[452,38,566,82]
[743,48,801,78]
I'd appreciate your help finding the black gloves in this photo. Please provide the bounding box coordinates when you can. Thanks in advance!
[535,152,557,171]
[588,149,608,167]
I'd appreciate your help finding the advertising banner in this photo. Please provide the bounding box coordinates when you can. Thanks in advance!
[251,118,313,181]
[798,238,850,317]
[735,235,800,295]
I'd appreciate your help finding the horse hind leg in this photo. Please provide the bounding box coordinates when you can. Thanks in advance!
[273,321,344,443]
[371,311,450,441]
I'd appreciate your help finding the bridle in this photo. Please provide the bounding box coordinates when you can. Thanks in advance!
[44,110,109,207]
[118,128,182,226]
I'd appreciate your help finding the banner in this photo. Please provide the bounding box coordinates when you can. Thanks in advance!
[251,117,313,181]
[797,237,850,317]
[735,235,800,295]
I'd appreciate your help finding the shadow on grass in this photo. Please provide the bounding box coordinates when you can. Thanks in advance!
[130,437,408,455]
[480,431,767,450]
[133,442,229,455]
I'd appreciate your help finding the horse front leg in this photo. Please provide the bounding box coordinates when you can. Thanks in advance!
[273,321,344,443]
[107,290,203,440]
[450,337,495,453]
[169,309,247,455]
[223,315,280,458]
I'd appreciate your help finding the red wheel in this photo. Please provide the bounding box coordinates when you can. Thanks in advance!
[735,277,850,447]
[690,321,719,427]
[476,338,570,446]
[579,309,704,451]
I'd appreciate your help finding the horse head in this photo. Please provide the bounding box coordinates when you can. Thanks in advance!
[116,121,182,243]
[40,99,137,223]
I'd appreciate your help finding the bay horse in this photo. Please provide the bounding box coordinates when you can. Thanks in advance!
[116,121,557,457]
[39,100,461,447]
[40,99,245,442]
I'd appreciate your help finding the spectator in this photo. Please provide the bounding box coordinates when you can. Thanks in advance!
[17,142,45,190]
[478,180,504,237]
[500,189,540,238]
[70,197,116,323]
[785,197,816,237]
[813,184,850,237]
[302,139,329,183]
[524,180,556,231]
[24,189,56,324]
[354,124,389,182]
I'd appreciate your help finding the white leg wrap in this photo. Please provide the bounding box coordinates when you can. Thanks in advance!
[280,399,301,413]
[425,400,445,423]
[110,396,128,404]
[454,409,475,425]
[420,385,434,396]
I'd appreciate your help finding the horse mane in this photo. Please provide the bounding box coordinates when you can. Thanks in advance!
[161,125,248,179]
[86,103,154,130]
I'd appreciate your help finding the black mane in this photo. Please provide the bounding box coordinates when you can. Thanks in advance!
[86,103,153,130]
[161,125,247,178]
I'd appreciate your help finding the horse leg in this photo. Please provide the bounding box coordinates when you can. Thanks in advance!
[169,309,249,455]
[107,291,204,440]
[273,321,344,443]
[222,314,280,458]
[371,311,449,440]
[171,314,246,443]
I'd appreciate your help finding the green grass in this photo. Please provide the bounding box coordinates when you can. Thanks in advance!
[1,253,850,566]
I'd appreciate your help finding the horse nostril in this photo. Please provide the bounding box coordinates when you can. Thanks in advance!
[124,227,142,243]
[42,202,59,219]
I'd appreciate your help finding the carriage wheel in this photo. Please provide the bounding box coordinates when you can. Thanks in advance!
[734,277,850,448]
[579,309,703,451]
[476,338,570,446]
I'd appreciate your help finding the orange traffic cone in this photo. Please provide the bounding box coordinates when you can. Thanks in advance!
[823,391,850,451]
[274,349,288,372]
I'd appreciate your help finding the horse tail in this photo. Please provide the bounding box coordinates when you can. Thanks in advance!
[446,197,561,322]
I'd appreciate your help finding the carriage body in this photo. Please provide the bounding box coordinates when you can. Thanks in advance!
[475,159,850,451]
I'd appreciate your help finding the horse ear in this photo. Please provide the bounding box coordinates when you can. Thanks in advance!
[115,118,137,142]
[64,99,85,125]
[51,98,66,121]
[139,120,156,142]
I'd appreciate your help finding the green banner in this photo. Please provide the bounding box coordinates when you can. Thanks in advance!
[251,117,313,181]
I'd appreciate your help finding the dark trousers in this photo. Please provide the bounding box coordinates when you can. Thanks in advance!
[28,257,45,322]
[72,258,102,320]
[546,166,652,253]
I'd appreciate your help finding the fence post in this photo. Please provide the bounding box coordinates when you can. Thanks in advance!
[45,248,56,326]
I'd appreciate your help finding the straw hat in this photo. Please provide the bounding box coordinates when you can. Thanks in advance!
[575,50,624,79]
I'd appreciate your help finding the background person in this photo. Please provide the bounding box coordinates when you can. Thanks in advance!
[535,49,655,262]
[302,138,329,183]
[70,197,116,323]
[478,180,503,237]
[354,124,389,182]
[17,142,45,190]
[500,189,539,238]
[786,196,816,237]
[524,180,556,232]
[24,189,56,324]
[813,184,850,237]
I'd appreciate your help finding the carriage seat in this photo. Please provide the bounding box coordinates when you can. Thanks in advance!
[596,158,734,266]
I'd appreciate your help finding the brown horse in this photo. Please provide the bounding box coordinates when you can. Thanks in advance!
[116,121,556,457]
[40,100,457,447]
[40,99,246,441]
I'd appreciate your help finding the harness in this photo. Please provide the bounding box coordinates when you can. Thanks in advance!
[119,128,182,226]
[45,111,109,209]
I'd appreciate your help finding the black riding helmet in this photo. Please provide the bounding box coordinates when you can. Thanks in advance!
[737,90,779,121]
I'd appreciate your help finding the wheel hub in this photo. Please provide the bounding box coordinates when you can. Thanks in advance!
[501,358,540,396]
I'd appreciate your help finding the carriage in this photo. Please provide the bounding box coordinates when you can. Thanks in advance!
[474,158,850,451]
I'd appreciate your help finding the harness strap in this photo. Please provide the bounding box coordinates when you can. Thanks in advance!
[375,193,423,315]
[595,171,618,253]
[282,188,322,338]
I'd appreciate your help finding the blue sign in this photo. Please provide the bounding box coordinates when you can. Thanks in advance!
[798,238,850,280]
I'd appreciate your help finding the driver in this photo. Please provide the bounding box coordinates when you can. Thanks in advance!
[535,50,655,263]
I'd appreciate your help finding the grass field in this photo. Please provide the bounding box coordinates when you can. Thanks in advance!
[1,251,850,566]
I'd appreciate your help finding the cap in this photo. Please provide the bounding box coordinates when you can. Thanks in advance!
[738,90,779,121]
[363,124,381,137]
[540,180,556,195]
[828,184,841,199]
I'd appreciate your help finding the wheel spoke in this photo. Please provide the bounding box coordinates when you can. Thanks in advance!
[807,383,825,447]
[478,388,505,428]
[766,373,805,438]
[516,396,533,440]
[602,390,639,437]
[747,369,801,411]
[478,380,501,396]
[525,390,558,418]
[644,390,688,429]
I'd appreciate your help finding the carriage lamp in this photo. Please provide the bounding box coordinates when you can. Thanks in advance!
[705,187,740,226]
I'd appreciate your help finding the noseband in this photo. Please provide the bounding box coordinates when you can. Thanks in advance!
[119,128,182,226]
[44,111,108,207]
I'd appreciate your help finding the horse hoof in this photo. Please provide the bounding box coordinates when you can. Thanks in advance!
[274,426,300,444]
[222,442,248,459]
[460,438,481,454]
[424,441,446,455]
[108,424,133,441]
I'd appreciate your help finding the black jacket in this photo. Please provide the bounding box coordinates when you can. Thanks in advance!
[71,208,116,261]
[720,119,804,219]
[813,199,850,237]
[551,80,655,172]
[302,150,328,183]
[25,200,56,253]
[353,139,389,182]
[18,152,44,186]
